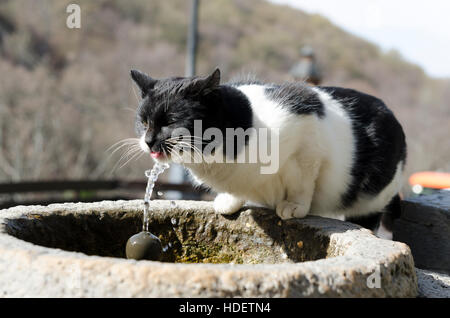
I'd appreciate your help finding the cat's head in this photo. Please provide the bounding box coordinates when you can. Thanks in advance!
[130,68,222,163]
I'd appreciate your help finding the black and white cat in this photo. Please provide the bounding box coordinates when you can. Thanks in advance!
[130,68,406,224]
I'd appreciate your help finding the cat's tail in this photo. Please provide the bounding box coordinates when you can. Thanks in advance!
[379,194,402,232]
[345,194,402,239]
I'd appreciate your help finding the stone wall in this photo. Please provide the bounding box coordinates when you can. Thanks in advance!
[394,191,450,275]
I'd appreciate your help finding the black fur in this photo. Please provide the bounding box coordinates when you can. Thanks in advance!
[346,194,402,232]
[131,69,252,158]
[345,212,382,231]
[130,69,157,98]
[380,193,402,231]
[318,87,407,208]
[216,86,253,158]
[265,83,325,118]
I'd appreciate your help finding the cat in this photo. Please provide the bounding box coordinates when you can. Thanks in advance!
[130,68,406,226]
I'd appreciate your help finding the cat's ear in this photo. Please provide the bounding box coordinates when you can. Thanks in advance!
[130,69,157,97]
[203,67,221,89]
[188,68,221,96]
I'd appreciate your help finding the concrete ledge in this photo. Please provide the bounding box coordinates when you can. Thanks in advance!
[417,268,450,298]
[0,200,417,297]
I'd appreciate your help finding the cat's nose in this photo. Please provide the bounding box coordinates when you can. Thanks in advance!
[145,131,163,153]
[145,138,156,150]
[146,141,161,153]
[146,139,162,153]
[145,132,156,149]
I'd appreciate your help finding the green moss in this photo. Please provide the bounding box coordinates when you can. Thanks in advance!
[173,242,244,264]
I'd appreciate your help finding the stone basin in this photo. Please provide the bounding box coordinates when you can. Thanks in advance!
[0,200,417,297]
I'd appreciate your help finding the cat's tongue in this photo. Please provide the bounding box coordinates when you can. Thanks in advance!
[150,151,162,159]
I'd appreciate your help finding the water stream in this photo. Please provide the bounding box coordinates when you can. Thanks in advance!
[142,162,170,232]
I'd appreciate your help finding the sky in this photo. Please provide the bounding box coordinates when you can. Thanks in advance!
[269,0,450,78]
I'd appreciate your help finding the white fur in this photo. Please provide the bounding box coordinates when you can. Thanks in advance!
[150,84,404,220]
[140,134,150,153]
[214,193,245,215]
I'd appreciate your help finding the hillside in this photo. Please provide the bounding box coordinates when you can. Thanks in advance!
[0,0,448,192]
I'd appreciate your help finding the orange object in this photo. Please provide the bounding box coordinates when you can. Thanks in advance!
[409,171,450,189]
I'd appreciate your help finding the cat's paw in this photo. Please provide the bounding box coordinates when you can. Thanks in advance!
[214,193,244,215]
[276,200,309,220]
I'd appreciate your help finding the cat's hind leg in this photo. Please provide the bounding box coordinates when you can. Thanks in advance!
[214,193,245,215]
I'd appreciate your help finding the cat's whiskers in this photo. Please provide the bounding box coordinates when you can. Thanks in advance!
[163,135,212,162]
[115,144,141,166]
[120,106,138,114]
[170,142,203,162]
[165,144,184,163]
[106,138,140,153]
[167,143,194,163]
[112,146,142,172]
[108,139,144,174]
[175,141,203,159]
[131,85,140,103]
[165,136,209,145]
[118,150,144,170]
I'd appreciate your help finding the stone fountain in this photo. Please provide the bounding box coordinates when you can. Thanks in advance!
[0,200,417,297]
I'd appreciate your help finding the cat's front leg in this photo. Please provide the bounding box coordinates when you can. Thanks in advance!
[276,159,320,220]
[276,200,310,220]
[214,193,245,215]
[276,185,315,220]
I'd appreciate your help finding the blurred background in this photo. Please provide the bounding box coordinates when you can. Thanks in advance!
[0,0,448,207]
